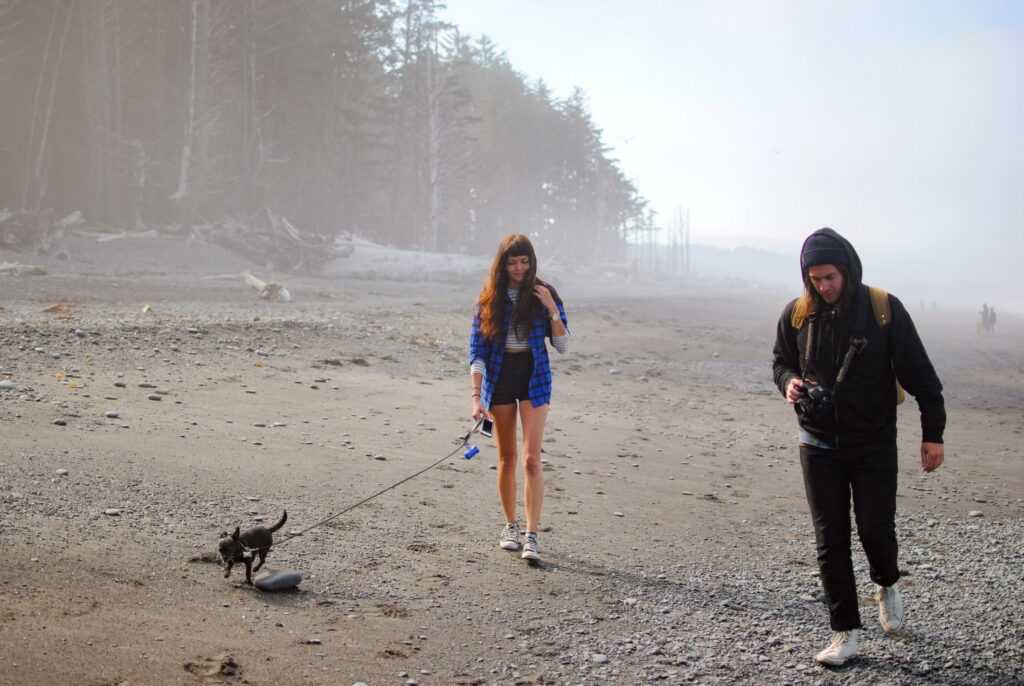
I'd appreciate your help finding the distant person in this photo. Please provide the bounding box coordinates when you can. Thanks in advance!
[979,303,990,334]
[989,306,997,333]
[469,234,570,563]
[772,228,946,666]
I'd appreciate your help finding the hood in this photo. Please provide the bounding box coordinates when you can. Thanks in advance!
[800,227,863,289]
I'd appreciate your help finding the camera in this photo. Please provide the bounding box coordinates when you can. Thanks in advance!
[796,381,833,421]
[480,418,493,437]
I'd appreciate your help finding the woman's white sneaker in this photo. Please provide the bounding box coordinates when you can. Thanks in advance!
[521,532,540,561]
[814,629,859,666]
[876,583,904,633]
[499,522,521,550]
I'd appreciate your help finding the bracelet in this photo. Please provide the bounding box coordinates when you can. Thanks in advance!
[471,393,481,398]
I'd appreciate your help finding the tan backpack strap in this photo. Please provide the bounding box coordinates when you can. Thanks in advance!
[868,286,892,328]
[868,285,906,405]
[790,298,809,330]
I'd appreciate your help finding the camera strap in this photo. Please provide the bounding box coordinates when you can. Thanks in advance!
[835,285,871,387]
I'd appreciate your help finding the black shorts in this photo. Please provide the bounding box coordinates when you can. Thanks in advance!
[491,351,534,405]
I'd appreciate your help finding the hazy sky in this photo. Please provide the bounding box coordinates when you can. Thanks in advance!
[440,1,1024,271]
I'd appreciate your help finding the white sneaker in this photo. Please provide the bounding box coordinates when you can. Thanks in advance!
[876,583,904,633]
[814,629,859,666]
[499,522,521,550]
[521,532,540,561]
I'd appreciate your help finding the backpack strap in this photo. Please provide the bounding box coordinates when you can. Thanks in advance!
[866,285,906,405]
[868,286,892,328]
[790,297,810,330]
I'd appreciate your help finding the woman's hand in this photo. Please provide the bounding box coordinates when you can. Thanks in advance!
[472,395,485,421]
[533,283,557,317]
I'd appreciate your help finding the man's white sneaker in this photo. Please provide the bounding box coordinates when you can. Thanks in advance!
[499,522,521,550]
[521,532,540,561]
[876,583,904,633]
[814,629,859,666]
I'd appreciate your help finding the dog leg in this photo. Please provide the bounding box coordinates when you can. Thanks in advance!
[224,562,233,579]
[252,550,267,574]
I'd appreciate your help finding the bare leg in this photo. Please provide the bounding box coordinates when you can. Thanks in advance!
[519,401,548,533]
[491,403,519,523]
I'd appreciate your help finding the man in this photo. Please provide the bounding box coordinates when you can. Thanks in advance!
[772,228,946,666]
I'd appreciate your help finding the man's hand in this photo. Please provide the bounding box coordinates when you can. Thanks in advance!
[921,442,944,472]
[785,377,805,404]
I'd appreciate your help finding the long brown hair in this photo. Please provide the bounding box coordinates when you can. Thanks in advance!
[477,234,552,342]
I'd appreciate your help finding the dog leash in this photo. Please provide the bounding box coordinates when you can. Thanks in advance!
[272,418,485,548]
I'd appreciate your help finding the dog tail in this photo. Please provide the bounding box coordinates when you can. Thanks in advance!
[269,510,287,533]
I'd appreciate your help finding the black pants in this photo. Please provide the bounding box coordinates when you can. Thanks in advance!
[800,442,900,631]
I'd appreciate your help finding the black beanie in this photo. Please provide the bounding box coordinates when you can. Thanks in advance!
[801,232,848,270]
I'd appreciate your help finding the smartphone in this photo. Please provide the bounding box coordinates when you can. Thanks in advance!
[480,418,494,437]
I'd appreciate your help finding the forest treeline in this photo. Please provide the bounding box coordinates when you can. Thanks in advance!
[0,0,655,264]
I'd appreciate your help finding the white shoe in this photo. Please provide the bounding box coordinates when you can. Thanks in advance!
[814,629,859,666]
[499,522,521,550]
[521,532,540,561]
[876,583,904,633]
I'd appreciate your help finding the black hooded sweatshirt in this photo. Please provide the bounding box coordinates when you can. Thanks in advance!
[772,228,946,448]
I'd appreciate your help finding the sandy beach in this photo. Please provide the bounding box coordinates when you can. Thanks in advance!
[2,237,1022,685]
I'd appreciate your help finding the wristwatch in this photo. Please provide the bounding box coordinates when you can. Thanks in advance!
[550,312,560,322]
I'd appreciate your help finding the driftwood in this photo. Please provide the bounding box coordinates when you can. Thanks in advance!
[202,272,292,302]
[192,208,351,273]
[243,271,291,303]
[0,208,83,254]
[0,262,48,276]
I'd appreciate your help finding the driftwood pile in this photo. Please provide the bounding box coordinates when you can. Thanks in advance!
[0,209,83,255]
[193,208,353,273]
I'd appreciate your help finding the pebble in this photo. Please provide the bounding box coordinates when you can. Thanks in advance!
[104,508,121,516]
[55,469,68,476]
[613,511,625,517]
[967,510,984,518]
[105,411,120,418]
[53,418,67,426]
[592,653,608,663]
[0,379,15,390]
[147,394,162,401]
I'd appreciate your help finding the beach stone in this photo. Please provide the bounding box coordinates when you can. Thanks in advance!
[592,653,608,663]
[147,394,162,401]
[104,508,121,516]
[105,411,120,418]
[0,380,15,390]
[55,469,68,476]
[53,418,67,426]
[968,510,983,518]
[254,569,302,592]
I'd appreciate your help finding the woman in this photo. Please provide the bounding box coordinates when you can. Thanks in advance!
[469,234,570,562]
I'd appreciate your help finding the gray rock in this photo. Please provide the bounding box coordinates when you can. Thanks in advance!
[0,380,15,390]
[254,569,302,591]
[53,418,67,426]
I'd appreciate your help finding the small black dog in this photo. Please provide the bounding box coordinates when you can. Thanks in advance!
[218,511,287,584]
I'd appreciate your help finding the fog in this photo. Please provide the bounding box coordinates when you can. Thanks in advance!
[2,1,1022,313]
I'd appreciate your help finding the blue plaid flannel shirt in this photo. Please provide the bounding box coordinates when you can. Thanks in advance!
[469,294,569,410]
